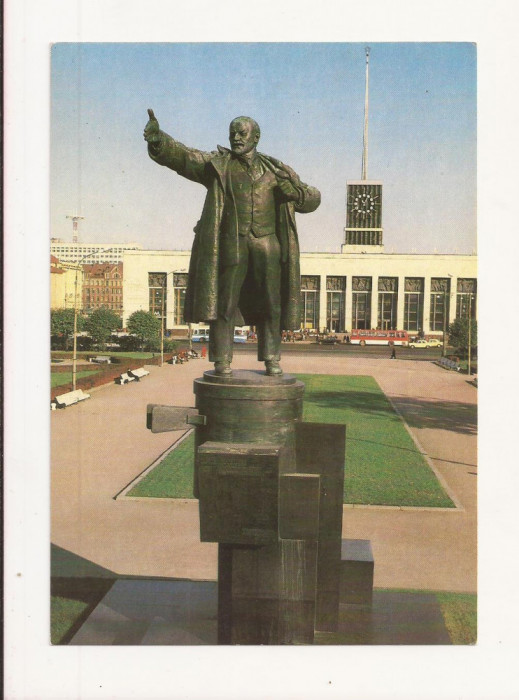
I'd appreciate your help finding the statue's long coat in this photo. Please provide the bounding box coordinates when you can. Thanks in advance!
[149,133,321,330]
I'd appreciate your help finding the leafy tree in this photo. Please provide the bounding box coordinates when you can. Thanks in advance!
[448,317,477,356]
[85,307,122,349]
[127,310,161,349]
[50,308,84,350]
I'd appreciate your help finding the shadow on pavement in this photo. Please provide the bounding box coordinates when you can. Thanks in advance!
[306,390,476,436]
[51,543,118,579]
[392,397,477,436]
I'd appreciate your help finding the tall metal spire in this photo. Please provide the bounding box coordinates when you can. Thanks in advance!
[361,46,370,180]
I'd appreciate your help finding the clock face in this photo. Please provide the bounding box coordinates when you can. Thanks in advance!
[346,184,382,230]
[353,192,377,217]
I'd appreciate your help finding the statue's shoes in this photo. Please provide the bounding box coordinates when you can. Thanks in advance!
[215,361,232,376]
[265,360,283,376]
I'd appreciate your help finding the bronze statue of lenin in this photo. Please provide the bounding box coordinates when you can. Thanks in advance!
[144,110,321,376]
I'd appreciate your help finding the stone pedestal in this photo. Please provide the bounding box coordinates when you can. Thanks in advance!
[146,369,374,644]
[193,370,346,644]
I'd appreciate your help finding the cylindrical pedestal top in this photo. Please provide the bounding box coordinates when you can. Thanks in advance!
[192,370,305,497]
[195,370,304,401]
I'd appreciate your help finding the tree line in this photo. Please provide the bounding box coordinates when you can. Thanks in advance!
[50,308,168,352]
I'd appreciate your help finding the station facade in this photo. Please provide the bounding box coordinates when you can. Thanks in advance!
[122,247,477,338]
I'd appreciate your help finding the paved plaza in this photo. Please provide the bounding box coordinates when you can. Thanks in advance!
[51,351,477,594]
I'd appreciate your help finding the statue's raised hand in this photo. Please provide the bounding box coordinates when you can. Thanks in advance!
[144,108,161,143]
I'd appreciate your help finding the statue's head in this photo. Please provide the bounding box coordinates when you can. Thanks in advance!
[229,117,260,156]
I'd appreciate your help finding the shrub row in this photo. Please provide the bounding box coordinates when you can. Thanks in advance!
[50,353,175,400]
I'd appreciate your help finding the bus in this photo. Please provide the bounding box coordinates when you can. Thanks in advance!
[349,329,409,346]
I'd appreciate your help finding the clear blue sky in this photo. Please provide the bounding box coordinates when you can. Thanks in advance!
[51,42,476,254]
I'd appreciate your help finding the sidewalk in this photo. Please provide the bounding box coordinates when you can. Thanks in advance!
[51,352,476,593]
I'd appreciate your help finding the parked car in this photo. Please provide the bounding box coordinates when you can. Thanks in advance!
[426,338,442,348]
[318,335,338,345]
[409,338,429,349]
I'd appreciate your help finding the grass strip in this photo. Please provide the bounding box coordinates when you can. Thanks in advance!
[51,577,114,644]
[436,592,477,644]
[296,374,454,507]
[129,433,196,498]
[128,374,454,507]
[51,369,101,389]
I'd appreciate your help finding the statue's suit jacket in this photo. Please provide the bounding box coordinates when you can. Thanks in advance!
[148,132,321,329]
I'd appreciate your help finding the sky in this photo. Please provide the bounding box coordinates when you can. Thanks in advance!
[50,42,476,255]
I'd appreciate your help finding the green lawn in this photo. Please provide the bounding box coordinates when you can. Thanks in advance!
[51,578,114,644]
[129,374,454,507]
[110,352,158,359]
[129,434,196,498]
[51,351,156,360]
[51,596,90,644]
[298,374,454,506]
[437,592,477,644]
[51,369,100,389]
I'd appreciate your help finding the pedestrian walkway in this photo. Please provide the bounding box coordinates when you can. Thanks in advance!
[51,352,476,593]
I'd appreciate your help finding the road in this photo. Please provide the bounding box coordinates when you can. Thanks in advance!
[230,341,444,362]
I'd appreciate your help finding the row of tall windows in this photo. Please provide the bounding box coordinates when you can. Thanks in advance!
[148,272,189,329]
[147,273,476,333]
[300,276,475,333]
[148,273,167,331]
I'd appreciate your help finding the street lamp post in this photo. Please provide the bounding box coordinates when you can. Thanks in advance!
[160,278,165,367]
[442,274,453,358]
[467,294,473,376]
[72,268,80,390]
[442,291,447,357]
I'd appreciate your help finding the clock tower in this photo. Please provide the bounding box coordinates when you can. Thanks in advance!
[342,47,385,253]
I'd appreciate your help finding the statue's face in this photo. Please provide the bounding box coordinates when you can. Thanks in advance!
[229,120,259,155]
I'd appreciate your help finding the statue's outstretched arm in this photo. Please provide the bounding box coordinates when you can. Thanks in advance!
[144,108,214,186]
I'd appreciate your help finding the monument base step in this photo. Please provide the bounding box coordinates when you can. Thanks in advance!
[67,579,451,645]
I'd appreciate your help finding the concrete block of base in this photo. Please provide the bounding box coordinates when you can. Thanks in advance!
[340,539,374,606]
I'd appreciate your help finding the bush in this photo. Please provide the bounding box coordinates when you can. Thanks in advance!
[51,335,66,351]
[163,339,178,353]
[144,339,161,352]
[117,335,141,351]
[76,336,94,351]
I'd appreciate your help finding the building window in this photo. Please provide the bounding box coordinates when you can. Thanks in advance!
[430,278,451,332]
[377,277,398,330]
[404,278,424,332]
[326,277,346,333]
[352,277,372,329]
[173,273,188,326]
[149,272,167,330]
[456,279,477,320]
[300,275,320,330]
